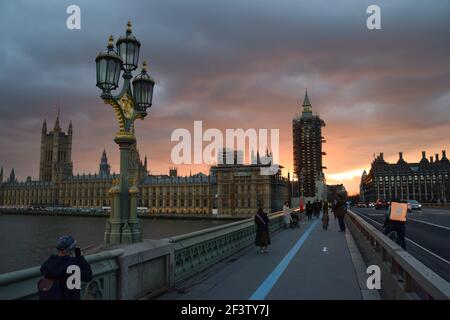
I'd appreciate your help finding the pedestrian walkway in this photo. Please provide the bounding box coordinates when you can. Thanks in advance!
[159,216,368,300]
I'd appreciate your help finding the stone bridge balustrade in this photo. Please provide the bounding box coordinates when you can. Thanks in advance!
[167,211,284,283]
[0,249,124,300]
[1,209,449,300]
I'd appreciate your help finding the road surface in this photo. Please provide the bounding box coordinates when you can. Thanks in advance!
[350,207,450,282]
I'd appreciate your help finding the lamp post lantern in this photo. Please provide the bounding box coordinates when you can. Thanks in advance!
[95,22,155,245]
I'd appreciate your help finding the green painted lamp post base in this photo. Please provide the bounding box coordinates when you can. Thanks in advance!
[103,133,143,245]
[104,220,142,244]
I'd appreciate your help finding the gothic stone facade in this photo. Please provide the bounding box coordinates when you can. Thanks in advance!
[361,151,450,203]
[211,162,289,215]
[0,116,289,215]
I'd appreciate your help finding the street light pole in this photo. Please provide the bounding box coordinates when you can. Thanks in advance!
[95,22,155,245]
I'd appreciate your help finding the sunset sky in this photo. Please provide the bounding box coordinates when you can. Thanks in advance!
[0,0,449,194]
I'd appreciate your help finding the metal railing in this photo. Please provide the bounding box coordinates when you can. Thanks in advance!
[0,249,124,300]
[346,210,450,300]
[167,211,285,283]
[0,211,286,299]
[423,203,450,209]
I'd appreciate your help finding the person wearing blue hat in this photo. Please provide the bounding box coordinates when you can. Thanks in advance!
[56,235,77,253]
[38,235,92,300]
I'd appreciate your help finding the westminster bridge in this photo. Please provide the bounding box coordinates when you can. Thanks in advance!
[0,210,449,300]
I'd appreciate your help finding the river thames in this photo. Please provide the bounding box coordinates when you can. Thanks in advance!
[0,214,230,274]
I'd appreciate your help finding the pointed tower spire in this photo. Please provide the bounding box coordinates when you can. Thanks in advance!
[361,170,368,181]
[9,168,16,183]
[42,119,47,134]
[99,149,110,177]
[54,106,61,131]
[68,120,73,135]
[144,155,148,170]
[102,149,107,161]
[302,90,312,114]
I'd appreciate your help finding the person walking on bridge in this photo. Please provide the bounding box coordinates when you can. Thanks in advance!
[322,201,329,230]
[255,207,271,253]
[313,200,321,219]
[306,201,313,220]
[333,195,347,232]
[282,201,293,229]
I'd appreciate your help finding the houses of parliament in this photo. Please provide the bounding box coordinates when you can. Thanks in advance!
[0,113,289,216]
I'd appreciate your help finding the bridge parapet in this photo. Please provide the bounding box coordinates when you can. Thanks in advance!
[2,209,448,300]
[0,212,284,300]
[346,210,450,300]
[0,249,124,300]
[167,211,284,283]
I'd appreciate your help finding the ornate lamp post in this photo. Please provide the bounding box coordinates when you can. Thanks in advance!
[95,22,155,244]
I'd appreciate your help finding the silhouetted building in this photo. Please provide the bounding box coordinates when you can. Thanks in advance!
[0,113,289,216]
[361,151,450,203]
[360,170,368,202]
[292,91,326,199]
[99,150,111,178]
[211,151,289,215]
[169,167,178,177]
[39,113,73,182]
[327,184,347,203]
[217,148,244,165]
[0,113,148,209]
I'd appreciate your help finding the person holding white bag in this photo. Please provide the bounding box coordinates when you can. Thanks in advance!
[282,201,293,229]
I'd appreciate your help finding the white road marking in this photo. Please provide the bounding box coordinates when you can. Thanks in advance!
[358,210,450,230]
[407,218,450,231]
[352,209,450,265]
[356,212,383,226]
[406,239,450,265]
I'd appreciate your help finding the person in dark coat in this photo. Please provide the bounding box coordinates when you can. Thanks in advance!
[322,201,329,230]
[332,195,347,232]
[306,201,313,220]
[312,200,320,219]
[255,207,271,253]
[39,235,93,300]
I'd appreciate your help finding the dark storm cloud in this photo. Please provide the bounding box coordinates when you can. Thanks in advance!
[0,0,449,193]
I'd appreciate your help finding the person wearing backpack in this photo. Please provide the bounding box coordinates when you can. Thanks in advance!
[383,199,407,250]
[255,207,271,253]
[38,235,93,300]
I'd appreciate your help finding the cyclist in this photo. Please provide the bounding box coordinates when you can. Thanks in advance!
[383,198,407,250]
